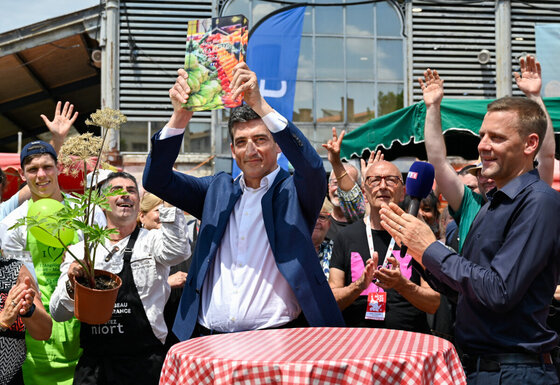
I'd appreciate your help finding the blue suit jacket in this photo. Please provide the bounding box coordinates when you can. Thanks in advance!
[143,120,345,340]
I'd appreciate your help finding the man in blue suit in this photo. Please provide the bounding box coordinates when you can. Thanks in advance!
[143,63,344,340]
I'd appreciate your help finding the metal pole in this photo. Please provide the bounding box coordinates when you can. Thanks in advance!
[18,132,22,153]
[495,0,512,98]
[101,0,120,151]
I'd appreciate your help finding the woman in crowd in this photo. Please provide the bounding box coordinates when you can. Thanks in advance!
[138,192,190,348]
[1,257,52,385]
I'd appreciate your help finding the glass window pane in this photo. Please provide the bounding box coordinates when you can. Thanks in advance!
[293,81,313,122]
[348,82,376,123]
[184,121,211,153]
[119,121,148,152]
[316,37,344,79]
[346,4,373,36]
[376,2,402,37]
[346,38,374,80]
[316,82,344,123]
[315,6,343,35]
[253,1,281,27]
[222,125,231,155]
[302,7,312,34]
[222,0,251,21]
[377,39,403,81]
[297,37,313,80]
[377,83,404,117]
[315,125,335,154]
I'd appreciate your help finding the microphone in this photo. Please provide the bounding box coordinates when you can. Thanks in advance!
[400,161,435,257]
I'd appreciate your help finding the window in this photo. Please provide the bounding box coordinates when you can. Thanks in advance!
[220,0,405,152]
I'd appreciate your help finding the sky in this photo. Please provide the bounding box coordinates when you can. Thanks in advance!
[0,0,98,33]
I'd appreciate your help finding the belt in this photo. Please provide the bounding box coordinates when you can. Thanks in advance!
[195,314,307,337]
[462,352,553,373]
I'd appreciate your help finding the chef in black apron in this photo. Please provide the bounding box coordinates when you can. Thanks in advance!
[74,227,166,385]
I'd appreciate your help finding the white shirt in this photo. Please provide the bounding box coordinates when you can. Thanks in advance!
[49,207,191,343]
[162,110,301,332]
[198,166,301,332]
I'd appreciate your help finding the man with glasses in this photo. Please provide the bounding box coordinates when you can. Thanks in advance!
[328,161,440,331]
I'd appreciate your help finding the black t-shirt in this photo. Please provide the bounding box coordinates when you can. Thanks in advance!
[330,220,429,333]
[326,216,349,241]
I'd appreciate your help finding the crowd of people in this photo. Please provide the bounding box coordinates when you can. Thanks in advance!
[0,54,558,385]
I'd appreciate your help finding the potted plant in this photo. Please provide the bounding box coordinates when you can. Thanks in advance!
[12,108,128,324]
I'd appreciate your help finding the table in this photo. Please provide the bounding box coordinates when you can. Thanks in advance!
[160,327,466,385]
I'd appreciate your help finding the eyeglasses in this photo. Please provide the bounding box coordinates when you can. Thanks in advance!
[317,214,331,222]
[365,175,402,188]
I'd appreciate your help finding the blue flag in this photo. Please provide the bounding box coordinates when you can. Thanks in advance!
[232,5,306,177]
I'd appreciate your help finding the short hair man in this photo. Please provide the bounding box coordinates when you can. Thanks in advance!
[322,127,366,240]
[49,172,191,384]
[421,56,554,253]
[0,140,80,385]
[143,63,344,340]
[0,100,75,222]
[329,160,440,331]
[381,96,560,383]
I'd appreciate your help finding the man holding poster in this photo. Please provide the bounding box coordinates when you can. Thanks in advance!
[143,62,344,341]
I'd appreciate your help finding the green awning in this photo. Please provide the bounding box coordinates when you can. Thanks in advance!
[341,97,560,160]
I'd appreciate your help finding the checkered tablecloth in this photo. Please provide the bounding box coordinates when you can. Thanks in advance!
[159,327,466,385]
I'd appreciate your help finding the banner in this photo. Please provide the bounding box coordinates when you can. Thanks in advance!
[232,4,306,176]
[535,24,560,97]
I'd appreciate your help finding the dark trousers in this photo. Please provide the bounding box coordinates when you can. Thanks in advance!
[73,349,166,385]
[466,364,558,384]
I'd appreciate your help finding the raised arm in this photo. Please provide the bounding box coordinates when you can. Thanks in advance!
[420,69,465,211]
[323,128,355,192]
[514,55,555,186]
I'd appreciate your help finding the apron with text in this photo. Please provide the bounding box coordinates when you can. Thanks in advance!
[74,227,165,385]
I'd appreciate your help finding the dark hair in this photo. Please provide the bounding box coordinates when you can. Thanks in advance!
[227,104,261,141]
[101,171,138,192]
[486,96,547,154]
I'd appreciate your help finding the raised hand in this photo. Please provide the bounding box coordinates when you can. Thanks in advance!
[360,150,384,179]
[41,101,78,152]
[322,127,345,165]
[230,62,271,116]
[418,68,444,107]
[169,68,192,111]
[514,55,542,98]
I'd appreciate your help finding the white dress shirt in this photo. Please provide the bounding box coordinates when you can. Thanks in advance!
[162,110,301,332]
[49,207,191,343]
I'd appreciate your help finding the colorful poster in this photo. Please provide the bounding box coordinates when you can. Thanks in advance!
[184,15,248,111]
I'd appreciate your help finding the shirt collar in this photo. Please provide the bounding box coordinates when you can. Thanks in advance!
[490,168,540,203]
[239,165,281,192]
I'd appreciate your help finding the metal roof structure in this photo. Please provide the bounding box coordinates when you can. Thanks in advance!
[0,6,102,152]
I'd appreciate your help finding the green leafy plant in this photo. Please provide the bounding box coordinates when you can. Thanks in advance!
[11,108,127,288]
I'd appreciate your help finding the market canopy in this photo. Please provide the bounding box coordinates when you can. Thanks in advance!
[340,98,560,160]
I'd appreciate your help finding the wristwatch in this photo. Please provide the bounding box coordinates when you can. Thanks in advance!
[20,303,36,318]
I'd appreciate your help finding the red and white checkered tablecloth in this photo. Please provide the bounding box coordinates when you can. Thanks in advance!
[160,327,466,385]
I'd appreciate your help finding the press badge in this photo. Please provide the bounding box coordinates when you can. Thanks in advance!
[365,292,386,321]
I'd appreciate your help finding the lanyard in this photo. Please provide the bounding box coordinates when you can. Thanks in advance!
[365,216,395,269]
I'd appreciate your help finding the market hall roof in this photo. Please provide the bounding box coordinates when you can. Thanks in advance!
[0,5,101,152]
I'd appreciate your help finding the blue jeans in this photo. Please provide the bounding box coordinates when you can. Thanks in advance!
[467,363,559,385]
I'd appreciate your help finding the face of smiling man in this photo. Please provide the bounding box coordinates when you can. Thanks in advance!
[230,119,281,189]
[104,177,140,227]
[21,154,63,202]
